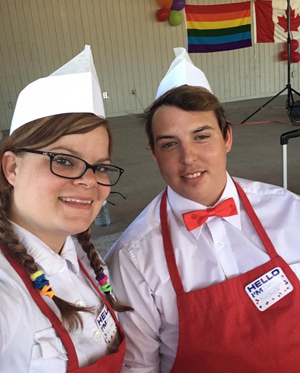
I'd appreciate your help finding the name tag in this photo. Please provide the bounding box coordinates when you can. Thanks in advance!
[96,304,118,344]
[245,267,293,311]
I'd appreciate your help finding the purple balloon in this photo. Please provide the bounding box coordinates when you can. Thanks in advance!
[171,0,185,11]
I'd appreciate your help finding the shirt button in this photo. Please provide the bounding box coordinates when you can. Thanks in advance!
[217,242,224,248]
[75,300,84,307]
[58,265,65,273]
[93,331,102,341]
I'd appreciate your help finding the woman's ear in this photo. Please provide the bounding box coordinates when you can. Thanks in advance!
[2,151,19,186]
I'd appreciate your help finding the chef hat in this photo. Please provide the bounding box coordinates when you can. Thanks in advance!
[10,45,105,134]
[155,47,212,99]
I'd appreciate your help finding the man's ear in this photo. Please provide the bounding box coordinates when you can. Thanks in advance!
[2,151,19,186]
[150,147,158,164]
[225,126,233,153]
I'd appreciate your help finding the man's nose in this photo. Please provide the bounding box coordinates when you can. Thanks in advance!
[180,145,197,164]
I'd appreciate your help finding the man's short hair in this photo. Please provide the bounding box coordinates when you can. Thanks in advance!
[139,85,231,151]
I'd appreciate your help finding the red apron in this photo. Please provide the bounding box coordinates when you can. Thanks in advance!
[160,181,300,373]
[1,246,125,373]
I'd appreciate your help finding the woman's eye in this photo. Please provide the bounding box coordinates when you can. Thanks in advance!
[96,165,107,173]
[54,157,74,166]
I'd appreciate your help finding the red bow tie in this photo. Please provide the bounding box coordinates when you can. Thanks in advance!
[182,198,238,231]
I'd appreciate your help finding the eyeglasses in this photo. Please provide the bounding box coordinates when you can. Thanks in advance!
[17,148,124,186]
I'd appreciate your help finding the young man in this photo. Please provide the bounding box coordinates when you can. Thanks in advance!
[106,49,300,373]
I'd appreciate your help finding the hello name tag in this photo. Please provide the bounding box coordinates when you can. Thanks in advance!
[245,267,293,311]
[96,305,118,344]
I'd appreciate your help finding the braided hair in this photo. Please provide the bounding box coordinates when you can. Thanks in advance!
[0,113,132,331]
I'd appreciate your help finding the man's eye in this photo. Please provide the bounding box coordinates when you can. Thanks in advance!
[163,142,176,148]
[196,135,209,140]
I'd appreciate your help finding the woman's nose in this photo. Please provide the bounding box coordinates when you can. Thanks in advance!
[74,168,98,187]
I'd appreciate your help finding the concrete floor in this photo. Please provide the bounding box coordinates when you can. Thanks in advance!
[92,94,300,257]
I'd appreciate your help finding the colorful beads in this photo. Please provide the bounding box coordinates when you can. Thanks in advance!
[30,270,55,299]
[96,273,108,286]
[96,273,112,293]
[39,284,55,299]
[30,270,44,281]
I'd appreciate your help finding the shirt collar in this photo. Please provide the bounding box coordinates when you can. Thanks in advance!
[167,173,242,238]
[11,222,80,276]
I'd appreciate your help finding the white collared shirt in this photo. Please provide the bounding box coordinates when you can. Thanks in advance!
[106,175,300,373]
[0,224,118,373]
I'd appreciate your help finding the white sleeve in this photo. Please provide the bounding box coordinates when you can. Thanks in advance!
[106,246,162,373]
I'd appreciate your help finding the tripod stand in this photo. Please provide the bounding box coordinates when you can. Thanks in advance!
[241,0,300,124]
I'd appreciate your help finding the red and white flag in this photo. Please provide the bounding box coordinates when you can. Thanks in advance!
[254,0,300,42]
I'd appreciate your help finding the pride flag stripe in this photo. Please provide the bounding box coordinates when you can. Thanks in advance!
[188,39,251,53]
[188,31,251,45]
[188,24,251,38]
[185,9,251,22]
[185,2,249,14]
[186,17,251,30]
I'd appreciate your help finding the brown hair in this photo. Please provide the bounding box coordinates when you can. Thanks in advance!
[0,113,132,331]
[138,85,232,151]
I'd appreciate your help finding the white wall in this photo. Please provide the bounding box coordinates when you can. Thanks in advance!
[0,0,299,130]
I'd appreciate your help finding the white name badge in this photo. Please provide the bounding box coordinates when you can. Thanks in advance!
[96,304,118,344]
[245,267,293,311]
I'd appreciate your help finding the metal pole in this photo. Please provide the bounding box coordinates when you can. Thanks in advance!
[282,144,288,189]
[287,0,292,107]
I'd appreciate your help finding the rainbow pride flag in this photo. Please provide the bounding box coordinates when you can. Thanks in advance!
[185,1,252,53]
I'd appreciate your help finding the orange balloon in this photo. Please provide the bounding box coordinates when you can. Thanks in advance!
[158,0,173,9]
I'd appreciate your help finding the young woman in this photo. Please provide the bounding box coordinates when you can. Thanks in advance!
[0,112,131,372]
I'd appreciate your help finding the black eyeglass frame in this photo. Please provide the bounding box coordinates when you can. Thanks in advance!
[16,148,124,186]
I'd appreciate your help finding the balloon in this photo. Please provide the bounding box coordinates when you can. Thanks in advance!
[291,51,300,63]
[279,50,288,61]
[284,39,299,52]
[169,10,182,26]
[158,0,173,8]
[156,8,170,22]
[291,39,299,51]
[171,0,185,11]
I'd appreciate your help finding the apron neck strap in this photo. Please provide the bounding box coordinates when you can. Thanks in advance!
[1,244,79,371]
[160,189,185,294]
[233,179,277,259]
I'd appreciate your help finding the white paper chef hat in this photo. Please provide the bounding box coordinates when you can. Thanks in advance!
[155,47,212,99]
[10,45,105,134]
